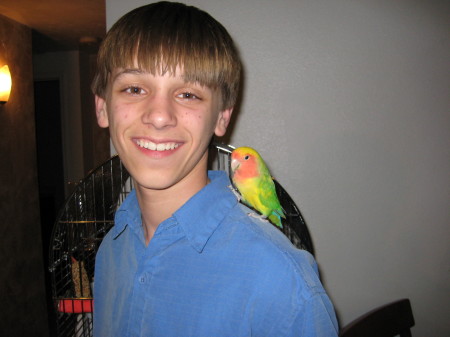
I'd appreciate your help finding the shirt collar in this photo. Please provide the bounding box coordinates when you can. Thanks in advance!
[113,189,141,238]
[174,170,238,253]
[112,170,239,252]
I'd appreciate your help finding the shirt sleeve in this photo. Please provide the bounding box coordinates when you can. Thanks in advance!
[249,251,339,337]
[285,291,339,337]
[267,249,339,337]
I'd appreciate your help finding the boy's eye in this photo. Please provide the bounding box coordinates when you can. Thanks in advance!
[177,92,201,100]
[124,86,145,95]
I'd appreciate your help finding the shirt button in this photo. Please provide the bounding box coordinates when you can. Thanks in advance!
[139,276,145,283]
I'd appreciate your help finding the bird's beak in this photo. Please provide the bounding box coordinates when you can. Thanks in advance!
[231,158,240,172]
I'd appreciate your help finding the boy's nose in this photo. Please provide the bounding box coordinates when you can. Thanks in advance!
[141,96,177,129]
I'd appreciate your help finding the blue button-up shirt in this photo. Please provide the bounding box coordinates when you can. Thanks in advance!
[94,171,338,336]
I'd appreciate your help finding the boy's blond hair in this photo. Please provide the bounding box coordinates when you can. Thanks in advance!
[92,1,242,110]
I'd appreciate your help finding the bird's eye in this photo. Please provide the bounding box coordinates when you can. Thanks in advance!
[244,155,250,160]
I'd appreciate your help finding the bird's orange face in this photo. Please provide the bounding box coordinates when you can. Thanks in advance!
[231,147,259,181]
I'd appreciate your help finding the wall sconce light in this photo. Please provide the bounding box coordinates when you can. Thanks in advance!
[0,65,12,104]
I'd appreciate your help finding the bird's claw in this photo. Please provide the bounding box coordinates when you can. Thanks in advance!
[228,185,241,201]
[247,212,269,223]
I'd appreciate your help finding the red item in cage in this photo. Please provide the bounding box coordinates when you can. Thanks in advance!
[58,298,93,313]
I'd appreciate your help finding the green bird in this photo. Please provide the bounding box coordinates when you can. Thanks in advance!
[230,146,285,228]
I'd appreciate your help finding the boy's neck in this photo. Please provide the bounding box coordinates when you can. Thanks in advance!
[135,169,210,246]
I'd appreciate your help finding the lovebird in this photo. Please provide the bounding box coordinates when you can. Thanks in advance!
[230,146,285,228]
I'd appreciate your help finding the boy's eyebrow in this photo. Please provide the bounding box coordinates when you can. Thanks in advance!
[112,68,193,84]
[112,68,147,82]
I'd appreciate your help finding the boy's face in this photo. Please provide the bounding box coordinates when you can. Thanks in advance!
[95,66,232,192]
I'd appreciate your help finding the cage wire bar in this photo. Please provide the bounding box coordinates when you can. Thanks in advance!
[48,143,314,337]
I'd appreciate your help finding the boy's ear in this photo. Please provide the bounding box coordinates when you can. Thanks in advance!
[95,95,109,128]
[214,108,233,137]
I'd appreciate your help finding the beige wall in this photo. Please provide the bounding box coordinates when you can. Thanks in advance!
[0,15,49,336]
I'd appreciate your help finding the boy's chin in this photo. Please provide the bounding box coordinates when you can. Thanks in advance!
[132,169,189,191]
[132,165,209,195]
[133,172,180,191]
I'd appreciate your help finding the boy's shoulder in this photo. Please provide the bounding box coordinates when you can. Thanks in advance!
[212,202,327,306]
[226,202,307,252]
[220,202,319,279]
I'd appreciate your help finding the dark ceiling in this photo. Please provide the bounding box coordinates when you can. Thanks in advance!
[0,0,106,52]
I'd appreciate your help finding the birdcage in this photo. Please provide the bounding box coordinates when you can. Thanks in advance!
[48,155,131,336]
[48,143,313,336]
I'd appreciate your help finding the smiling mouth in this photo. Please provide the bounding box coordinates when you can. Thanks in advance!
[136,140,180,151]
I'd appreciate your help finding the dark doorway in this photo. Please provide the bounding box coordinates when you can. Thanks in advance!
[34,79,66,336]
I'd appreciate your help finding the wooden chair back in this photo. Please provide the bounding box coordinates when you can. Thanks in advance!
[339,299,415,337]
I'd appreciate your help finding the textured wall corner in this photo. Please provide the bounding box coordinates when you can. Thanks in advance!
[0,14,49,336]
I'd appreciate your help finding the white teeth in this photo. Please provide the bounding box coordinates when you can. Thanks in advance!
[147,142,156,150]
[137,140,179,151]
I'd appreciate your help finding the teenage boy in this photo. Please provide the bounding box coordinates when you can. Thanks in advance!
[92,2,338,336]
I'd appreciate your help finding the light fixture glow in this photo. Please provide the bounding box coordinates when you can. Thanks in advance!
[0,65,12,104]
